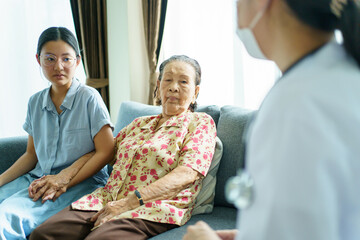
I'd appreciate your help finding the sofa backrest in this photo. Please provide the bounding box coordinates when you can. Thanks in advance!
[0,101,255,208]
[215,106,254,208]
[0,136,27,174]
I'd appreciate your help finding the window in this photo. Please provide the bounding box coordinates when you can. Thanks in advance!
[0,0,85,138]
[160,0,280,109]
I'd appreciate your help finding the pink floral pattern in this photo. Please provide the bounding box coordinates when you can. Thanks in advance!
[72,111,216,227]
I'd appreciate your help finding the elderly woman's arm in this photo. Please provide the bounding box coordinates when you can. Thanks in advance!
[91,165,201,227]
[28,125,114,203]
[139,165,201,201]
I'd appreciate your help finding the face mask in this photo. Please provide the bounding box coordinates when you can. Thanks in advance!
[236,5,267,59]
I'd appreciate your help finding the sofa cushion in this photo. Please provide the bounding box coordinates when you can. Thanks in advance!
[113,101,220,136]
[192,136,223,215]
[215,105,255,208]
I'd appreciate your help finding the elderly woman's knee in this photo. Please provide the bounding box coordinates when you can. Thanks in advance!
[28,229,40,240]
[28,223,49,240]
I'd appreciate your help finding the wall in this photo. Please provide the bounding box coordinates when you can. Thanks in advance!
[127,0,150,106]
[107,0,149,125]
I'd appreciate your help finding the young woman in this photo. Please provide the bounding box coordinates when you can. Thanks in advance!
[0,27,114,239]
[184,0,360,239]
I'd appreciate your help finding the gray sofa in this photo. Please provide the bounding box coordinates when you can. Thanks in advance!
[0,101,254,239]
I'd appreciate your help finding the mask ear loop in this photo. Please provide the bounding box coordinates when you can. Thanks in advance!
[249,0,272,29]
[249,10,264,29]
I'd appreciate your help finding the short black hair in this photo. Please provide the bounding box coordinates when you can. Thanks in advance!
[285,0,360,67]
[36,27,80,57]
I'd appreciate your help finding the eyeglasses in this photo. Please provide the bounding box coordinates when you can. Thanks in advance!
[40,54,77,68]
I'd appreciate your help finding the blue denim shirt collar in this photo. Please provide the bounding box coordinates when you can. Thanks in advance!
[41,78,81,112]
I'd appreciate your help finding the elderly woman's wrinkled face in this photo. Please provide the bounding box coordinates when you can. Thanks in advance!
[158,61,200,118]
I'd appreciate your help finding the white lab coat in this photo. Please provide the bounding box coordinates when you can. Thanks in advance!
[236,41,360,240]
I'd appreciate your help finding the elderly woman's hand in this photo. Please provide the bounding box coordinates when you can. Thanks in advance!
[183,221,237,240]
[215,229,238,240]
[28,170,72,203]
[28,151,97,203]
[90,197,136,228]
[183,221,221,240]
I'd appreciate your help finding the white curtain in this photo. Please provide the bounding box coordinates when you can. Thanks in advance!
[0,0,85,138]
[160,0,280,109]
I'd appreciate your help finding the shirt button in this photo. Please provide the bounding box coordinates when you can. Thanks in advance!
[225,170,254,209]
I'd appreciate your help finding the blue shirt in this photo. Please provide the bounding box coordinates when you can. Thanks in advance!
[23,79,113,184]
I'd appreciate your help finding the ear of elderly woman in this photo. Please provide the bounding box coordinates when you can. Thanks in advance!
[30,55,217,239]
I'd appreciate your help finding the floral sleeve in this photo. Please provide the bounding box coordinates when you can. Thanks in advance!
[178,113,217,176]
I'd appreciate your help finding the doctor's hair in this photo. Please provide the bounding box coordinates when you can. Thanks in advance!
[284,0,360,67]
[154,55,201,112]
[36,27,80,58]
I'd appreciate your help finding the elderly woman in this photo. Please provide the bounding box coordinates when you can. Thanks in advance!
[30,55,217,240]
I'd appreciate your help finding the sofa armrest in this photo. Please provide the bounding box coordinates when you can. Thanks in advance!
[0,136,27,174]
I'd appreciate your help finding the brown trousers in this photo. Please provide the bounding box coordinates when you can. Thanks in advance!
[29,206,178,240]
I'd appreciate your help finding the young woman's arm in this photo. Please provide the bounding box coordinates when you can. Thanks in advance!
[29,124,114,202]
[67,124,114,187]
[0,135,38,187]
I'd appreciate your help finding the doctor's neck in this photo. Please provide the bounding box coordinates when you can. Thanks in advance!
[266,1,333,73]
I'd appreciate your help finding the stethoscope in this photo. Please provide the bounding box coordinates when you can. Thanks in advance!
[225,169,254,209]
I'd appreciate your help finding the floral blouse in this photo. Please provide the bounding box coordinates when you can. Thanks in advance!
[72,111,217,227]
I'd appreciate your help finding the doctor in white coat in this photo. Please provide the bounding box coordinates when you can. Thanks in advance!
[183,0,360,239]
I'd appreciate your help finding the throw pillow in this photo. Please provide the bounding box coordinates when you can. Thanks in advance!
[192,136,223,215]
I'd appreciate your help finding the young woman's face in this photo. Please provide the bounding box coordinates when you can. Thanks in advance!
[37,40,80,89]
[157,61,200,118]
